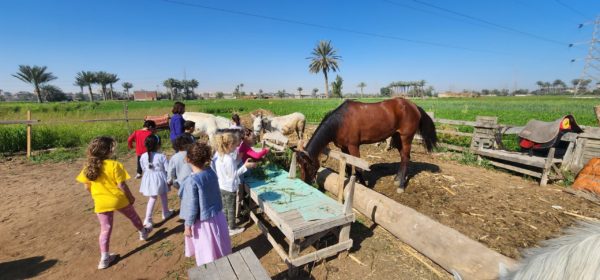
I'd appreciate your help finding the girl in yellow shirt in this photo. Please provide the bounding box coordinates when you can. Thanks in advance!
[76,136,153,270]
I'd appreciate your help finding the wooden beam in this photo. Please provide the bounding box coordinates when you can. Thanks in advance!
[26,111,31,159]
[316,168,516,280]
[322,147,370,170]
[248,210,290,263]
[487,160,542,178]
[0,120,40,125]
[337,158,347,202]
[289,239,353,266]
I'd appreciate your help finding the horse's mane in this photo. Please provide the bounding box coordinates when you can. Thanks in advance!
[305,100,350,159]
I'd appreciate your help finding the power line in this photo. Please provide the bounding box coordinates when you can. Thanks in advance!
[410,0,568,46]
[159,0,508,54]
[554,0,589,19]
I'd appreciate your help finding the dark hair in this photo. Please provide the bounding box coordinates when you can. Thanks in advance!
[174,134,194,152]
[144,135,161,169]
[187,142,212,168]
[84,136,116,181]
[232,114,240,125]
[172,102,185,114]
[143,120,157,129]
[184,120,195,131]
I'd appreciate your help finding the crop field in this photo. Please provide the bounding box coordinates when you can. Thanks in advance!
[0,96,598,154]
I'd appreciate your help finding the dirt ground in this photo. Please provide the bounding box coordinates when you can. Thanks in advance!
[0,154,450,280]
[2,120,599,279]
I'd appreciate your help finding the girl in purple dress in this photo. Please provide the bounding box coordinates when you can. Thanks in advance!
[169,102,186,146]
[180,142,232,266]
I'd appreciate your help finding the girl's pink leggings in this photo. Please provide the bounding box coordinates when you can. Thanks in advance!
[96,204,144,253]
[144,193,170,224]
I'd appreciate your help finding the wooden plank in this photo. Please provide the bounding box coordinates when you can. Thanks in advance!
[263,131,288,144]
[476,148,547,168]
[227,252,256,280]
[289,239,353,266]
[214,256,238,280]
[0,120,40,125]
[246,187,295,240]
[239,247,271,280]
[248,210,290,262]
[322,147,370,170]
[189,262,220,280]
[487,160,543,178]
[337,158,346,202]
[438,130,473,137]
[540,148,556,186]
[437,119,477,126]
[292,214,354,239]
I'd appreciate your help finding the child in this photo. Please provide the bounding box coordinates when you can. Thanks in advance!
[211,129,256,236]
[180,142,232,266]
[76,136,152,270]
[127,120,156,179]
[169,101,186,146]
[167,134,194,198]
[238,128,269,163]
[139,134,173,227]
[231,114,243,130]
[183,120,196,143]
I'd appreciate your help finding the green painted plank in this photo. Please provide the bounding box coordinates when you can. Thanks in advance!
[247,167,343,221]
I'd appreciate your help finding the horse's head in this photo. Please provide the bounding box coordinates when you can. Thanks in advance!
[251,113,263,136]
[294,141,319,184]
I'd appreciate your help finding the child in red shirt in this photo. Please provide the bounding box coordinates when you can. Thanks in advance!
[238,129,269,162]
[128,120,156,178]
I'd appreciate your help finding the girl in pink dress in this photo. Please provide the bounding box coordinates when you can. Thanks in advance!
[180,142,232,266]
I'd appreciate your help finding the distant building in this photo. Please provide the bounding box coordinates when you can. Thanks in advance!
[438,91,477,98]
[133,91,158,101]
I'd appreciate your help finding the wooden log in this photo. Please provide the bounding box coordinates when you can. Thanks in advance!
[26,110,32,159]
[316,167,516,280]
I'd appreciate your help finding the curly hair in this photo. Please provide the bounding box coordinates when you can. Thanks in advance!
[187,142,212,168]
[84,136,116,181]
[212,129,240,156]
[174,134,194,152]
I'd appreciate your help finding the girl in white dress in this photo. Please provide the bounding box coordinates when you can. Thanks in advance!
[140,135,172,227]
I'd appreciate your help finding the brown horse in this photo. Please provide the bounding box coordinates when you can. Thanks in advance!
[295,98,437,193]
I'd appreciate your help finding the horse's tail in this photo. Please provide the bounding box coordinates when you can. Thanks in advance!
[417,106,437,152]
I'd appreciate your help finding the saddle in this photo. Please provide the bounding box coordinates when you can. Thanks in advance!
[144,114,170,129]
[518,115,582,154]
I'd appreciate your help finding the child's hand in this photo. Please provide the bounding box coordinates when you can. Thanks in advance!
[184,226,192,237]
[244,159,258,169]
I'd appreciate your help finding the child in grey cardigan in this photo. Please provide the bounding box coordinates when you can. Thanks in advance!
[168,135,194,198]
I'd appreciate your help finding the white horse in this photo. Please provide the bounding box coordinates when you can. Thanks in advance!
[252,112,306,139]
[497,221,600,280]
[182,112,233,141]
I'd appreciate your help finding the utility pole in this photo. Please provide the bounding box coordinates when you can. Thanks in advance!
[574,15,600,95]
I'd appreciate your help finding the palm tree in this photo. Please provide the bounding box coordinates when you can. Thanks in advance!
[297,87,303,97]
[12,65,57,103]
[95,71,111,100]
[188,79,199,98]
[74,75,86,98]
[308,40,341,98]
[331,75,343,98]
[163,78,177,100]
[122,82,133,98]
[107,73,119,100]
[77,71,97,101]
[312,88,318,98]
[536,81,544,93]
[357,82,366,98]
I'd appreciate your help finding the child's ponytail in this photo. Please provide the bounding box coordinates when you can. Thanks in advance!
[84,136,116,181]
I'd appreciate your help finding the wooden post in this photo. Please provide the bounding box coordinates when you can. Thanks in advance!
[337,158,347,202]
[26,110,32,159]
[288,152,297,179]
[595,105,600,126]
[339,176,355,245]
[540,147,556,186]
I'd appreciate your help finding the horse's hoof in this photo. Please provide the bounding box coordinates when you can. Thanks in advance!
[396,188,405,194]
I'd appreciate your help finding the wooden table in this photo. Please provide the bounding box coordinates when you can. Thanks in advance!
[244,167,355,276]
[188,247,271,280]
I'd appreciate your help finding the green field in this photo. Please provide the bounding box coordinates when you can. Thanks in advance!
[0,96,598,154]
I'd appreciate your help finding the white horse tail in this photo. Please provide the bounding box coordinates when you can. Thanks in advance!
[504,221,600,280]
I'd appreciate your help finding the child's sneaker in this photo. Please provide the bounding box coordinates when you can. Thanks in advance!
[97,254,117,270]
[162,209,174,221]
[228,227,245,236]
[135,173,142,179]
[139,226,153,241]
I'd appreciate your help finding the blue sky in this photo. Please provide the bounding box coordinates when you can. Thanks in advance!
[0,0,599,95]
